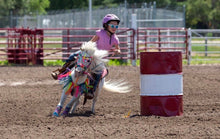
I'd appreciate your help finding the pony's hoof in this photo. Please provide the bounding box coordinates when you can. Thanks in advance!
[52,106,62,117]
[52,112,59,117]
[61,107,71,117]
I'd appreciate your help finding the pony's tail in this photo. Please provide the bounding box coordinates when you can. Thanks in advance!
[103,79,132,93]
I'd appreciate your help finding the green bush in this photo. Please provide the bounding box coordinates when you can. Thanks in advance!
[0,60,8,65]
[43,60,65,66]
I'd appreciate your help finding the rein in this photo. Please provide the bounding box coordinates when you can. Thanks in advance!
[58,47,106,97]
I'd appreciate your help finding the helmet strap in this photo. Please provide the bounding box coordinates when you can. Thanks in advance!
[104,23,114,44]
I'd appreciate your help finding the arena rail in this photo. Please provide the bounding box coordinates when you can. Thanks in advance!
[187,29,220,64]
[0,28,135,65]
[0,27,189,65]
[40,28,135,61]
[136,27,189,63]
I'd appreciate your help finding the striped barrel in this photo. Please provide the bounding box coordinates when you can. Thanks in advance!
[140,52,183,116]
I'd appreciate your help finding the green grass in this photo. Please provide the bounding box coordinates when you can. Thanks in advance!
[189,45,220,64]
[189,55,220,65]
[192,45,220,51]
[44,38,62,41]
[44,44,62,48]
[1,58,220,66]
[191,55,220,59]
[0,60,8,65]
[43,59,132,66]
[183,59,220,65]
[44,60,65,66]
[107,59,131,66]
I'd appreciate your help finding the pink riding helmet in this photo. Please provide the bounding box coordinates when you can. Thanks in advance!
[102,14,120,26]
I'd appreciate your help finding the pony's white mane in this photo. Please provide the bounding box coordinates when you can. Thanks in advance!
[80,42,132,93]
[81,41,109,74]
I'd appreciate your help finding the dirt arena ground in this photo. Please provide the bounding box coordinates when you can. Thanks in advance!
[0,65,219,138]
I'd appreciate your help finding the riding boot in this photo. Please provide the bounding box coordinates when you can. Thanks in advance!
[51,63,68,80]
[93,73,102,92]
[51,61,76,80]
[51,72,58,80]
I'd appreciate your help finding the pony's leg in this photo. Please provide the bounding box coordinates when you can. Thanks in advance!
[91,78,104,113]
[53,89,68,117]
[61,95,80,117]
[70,98,80,114]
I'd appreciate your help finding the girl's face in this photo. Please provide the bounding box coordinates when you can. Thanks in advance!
[107,21,119,34]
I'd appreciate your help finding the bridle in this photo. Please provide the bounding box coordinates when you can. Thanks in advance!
[74,51,93,76]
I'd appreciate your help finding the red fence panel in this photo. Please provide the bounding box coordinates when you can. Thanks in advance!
[0,28,135,65]
[136,27,188,59]
[39,28,135,61]
[0,28,44,65]
[0,27,189,65]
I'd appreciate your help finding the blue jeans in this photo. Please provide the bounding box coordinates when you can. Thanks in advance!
[90,73,102,93]
[66,50,81,62]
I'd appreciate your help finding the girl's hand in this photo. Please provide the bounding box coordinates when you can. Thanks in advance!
[115,49,121,55]
[111,49,121,56]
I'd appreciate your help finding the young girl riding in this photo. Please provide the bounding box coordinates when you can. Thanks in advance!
[91,14,121,54]
[51,14,121,98]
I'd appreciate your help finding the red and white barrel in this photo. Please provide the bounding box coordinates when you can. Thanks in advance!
[140,52,183,116]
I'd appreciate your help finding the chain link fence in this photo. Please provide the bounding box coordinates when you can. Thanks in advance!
[2,2,185,28]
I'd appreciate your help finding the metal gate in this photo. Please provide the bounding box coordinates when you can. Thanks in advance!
[136,27,189,62]
[3,28,44,65]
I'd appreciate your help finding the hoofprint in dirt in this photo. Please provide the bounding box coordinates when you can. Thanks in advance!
[0,66,219,138]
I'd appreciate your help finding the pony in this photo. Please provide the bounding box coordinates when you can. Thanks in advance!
[53,41,131,117]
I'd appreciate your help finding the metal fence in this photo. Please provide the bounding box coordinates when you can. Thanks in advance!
[0,27,190,65]
[136,27,188,60]
[4,2,185,29]
[187,29,220,64]
[0,28,135,65]
[2,27,220,65]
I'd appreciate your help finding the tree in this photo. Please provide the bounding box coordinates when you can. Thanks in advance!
[112,0,174,8]
[186,0,220,29]
[209,0,220,29]
[28,0,50,14]
[0,0,50,16]
[48,0,88,10]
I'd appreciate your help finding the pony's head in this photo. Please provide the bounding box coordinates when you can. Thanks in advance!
[74,41,109,76]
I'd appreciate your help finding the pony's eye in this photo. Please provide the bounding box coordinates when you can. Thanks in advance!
[87,59,91,63]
